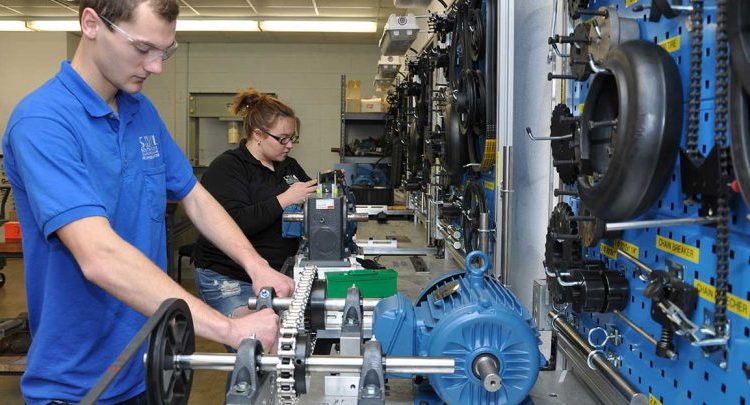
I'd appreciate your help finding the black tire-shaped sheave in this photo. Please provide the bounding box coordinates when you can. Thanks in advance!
[576,40,683,221]
[730,71,750,208]
[728,0,750,94]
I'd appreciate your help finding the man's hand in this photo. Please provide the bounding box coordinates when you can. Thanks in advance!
[228,308,279,353]
[251,267,295,297]
[278,179,317,208]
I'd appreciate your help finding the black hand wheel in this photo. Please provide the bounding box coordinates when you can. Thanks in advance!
[146,299,195,405]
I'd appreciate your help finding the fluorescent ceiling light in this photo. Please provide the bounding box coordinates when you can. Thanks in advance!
[177,19,258,31]
[26,20,80,31]
[0,21,30,31]
[260,20,377,33]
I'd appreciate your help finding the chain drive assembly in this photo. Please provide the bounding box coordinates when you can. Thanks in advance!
[276,265,316,404]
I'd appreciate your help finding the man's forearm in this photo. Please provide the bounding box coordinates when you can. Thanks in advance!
[57,217,235,346]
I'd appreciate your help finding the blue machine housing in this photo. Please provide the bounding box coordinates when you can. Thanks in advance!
[373,251,544,405]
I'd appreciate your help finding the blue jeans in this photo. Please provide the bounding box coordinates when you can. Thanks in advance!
[193,267,255,317]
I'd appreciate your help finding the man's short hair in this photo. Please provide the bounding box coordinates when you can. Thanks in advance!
[79,0,179,25]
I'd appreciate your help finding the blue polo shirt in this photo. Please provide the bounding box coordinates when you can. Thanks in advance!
[2,61,197,405]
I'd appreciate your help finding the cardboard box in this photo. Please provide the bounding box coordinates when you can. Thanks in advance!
[346,98,361,113]
[361,97,383,113]
[346,80,361,100]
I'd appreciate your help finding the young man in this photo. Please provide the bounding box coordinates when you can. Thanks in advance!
[2,1,294,403]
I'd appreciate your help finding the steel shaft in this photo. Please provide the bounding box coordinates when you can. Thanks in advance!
[173,353,455,374]
[247,297,381,311]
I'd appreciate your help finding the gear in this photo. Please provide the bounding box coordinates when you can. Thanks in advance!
[544,202,583,275]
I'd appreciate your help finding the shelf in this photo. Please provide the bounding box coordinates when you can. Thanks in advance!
[343,112,386,121]
[342,156,391,164]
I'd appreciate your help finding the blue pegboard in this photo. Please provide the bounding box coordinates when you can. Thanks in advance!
[562,1,750,404]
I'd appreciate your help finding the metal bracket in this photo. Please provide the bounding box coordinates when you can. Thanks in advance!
[340,286,363,356]
[358,339,386,405]
[226,338,274,405]
[256,287,276,311]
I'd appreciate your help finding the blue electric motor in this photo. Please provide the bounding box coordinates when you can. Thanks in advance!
[373,251,545,405]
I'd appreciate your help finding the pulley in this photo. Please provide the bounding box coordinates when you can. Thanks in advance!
[443,102,469,184]
[728,0,750,94]
[586,7,640,64]
[731,63,750,209]
[576,40,683,221]
[462,181,489,252]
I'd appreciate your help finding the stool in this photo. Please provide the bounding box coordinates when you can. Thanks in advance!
[177,243,195,284]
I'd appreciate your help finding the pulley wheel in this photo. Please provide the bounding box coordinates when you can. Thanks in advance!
[577,40,683,221]
[462,181,488,252]
[728,0,750,94]
[443,102,468,184]
[467,7,484,62]
[146,299,195,405]
[731,70,750,209]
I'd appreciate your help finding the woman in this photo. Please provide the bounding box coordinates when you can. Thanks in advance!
[193,88,317,317]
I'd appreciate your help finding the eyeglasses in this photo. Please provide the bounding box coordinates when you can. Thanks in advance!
[98,14,178,61]
[261,129,299,145]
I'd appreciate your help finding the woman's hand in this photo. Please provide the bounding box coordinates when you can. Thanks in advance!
[277,179,317,208]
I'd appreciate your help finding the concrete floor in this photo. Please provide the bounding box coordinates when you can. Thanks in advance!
[0,218,600,405]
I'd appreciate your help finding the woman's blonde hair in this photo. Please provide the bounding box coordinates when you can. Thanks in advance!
[230,88,300,139]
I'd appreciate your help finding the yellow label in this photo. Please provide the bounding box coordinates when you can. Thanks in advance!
[649,394,663,405]
[626,0,638,7]
[694,279,715,302]
[693,280,750,319]
[577,103,585,114]
[615,239,639,258]
[658,36,681,53]
[484,181,495,190]
[600,243,617,260]
[655,235,700,264]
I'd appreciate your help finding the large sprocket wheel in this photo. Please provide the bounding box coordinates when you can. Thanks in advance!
[576,40,683,221]
[549,103,579,184]
[544,202,582,274]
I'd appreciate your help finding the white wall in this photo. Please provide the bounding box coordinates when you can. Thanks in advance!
[0,33,381,181]
[0,32,68,144]
[142,42,381,176]
[508,2,557,308]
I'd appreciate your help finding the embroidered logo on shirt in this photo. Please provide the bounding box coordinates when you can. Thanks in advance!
[139,135,160,160]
